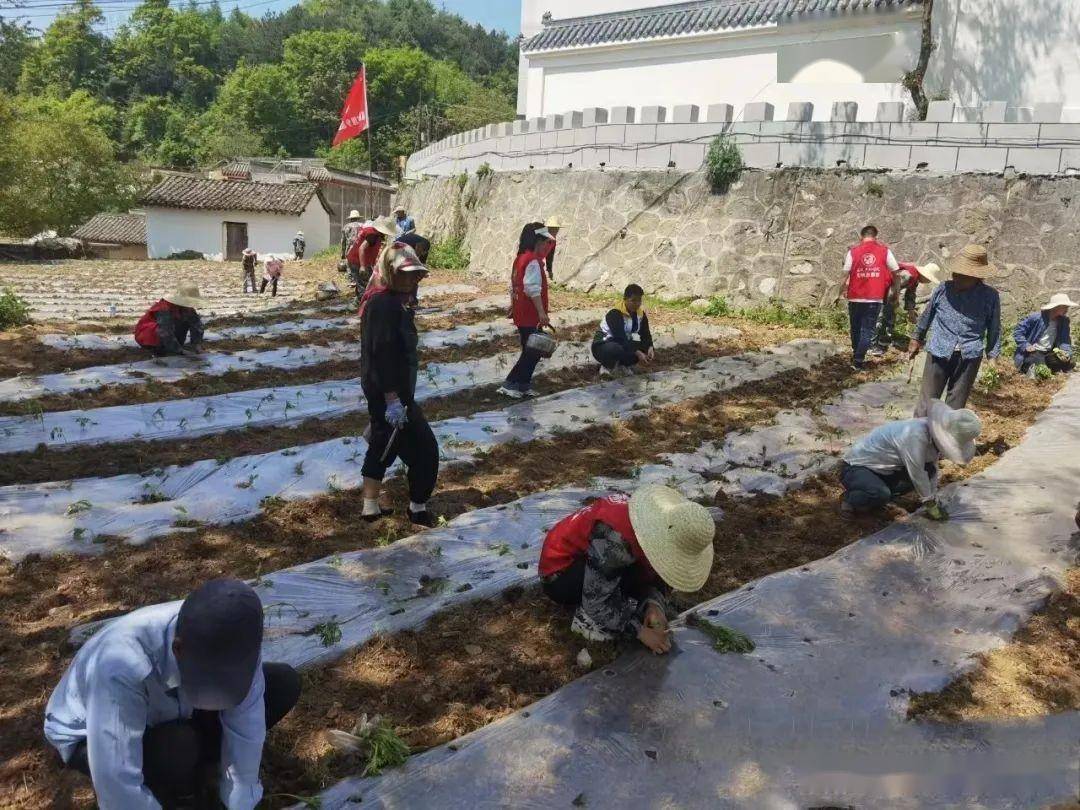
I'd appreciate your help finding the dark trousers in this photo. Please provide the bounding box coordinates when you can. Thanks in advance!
[294,248,304,260]
[873,301,908,350]
[149,324,193,357]
[259,277,278,296]
[914,351,982,417]
[67,663,300,807]
[541,555,650,606]
[592,340,639,371]
[505,327,543,391]
[347,263,371,305]
[242,267,256,294]
[1020,350,1075,376]
[840,462,914,511]
[848,302,883,365]
[361,386,439,503]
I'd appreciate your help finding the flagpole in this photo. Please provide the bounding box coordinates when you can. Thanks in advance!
[363,62,373,219]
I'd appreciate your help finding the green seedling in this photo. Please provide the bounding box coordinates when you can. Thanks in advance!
[489,542,511,556]
[72,527,86,541]
[376,581,391,594]
[343,715,411,777]
[260,495,285,509]
[235,474,258,490]
[215,456,229,466]
[1033,363,1053,381]
[282,448,298,457]
[293,462,305,476]
[376,526,397,547]
[66,499,92,515]
[312,620,342,647]
[139,488,169,504]
[686,614,755,654]
[326,476,342,493]
[327,553,344,569]
[977,365,1002,393]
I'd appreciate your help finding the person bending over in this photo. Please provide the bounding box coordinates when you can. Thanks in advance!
[134,285,205,357]
[539,485,714,654]
[592,283,654,377]
[45,578,300,809]
[1012,292,1075,378]
[840,401,981,520]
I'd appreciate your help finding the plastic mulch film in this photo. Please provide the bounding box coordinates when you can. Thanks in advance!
[301,376,1080,810]
[9,338,841,561]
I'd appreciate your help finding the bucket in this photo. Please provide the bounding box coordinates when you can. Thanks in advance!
[526,327,557,358]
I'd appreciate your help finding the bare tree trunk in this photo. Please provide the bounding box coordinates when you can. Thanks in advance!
[902,0,936,120]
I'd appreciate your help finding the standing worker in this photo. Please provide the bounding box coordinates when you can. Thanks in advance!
[592,283,655,377]
[538,217,561,279]
[241,248,258,294]
[44,578,301,808]
[393,205,416,237]
[340,209,364,266]
[1012,292,1076,377]
[134,285,205,357]
[868,262,941,356]
[497,222,555,399]
[292,231,305,260]
[359,244,441,528]
[844,225,900,369]
[909,244,1001,416]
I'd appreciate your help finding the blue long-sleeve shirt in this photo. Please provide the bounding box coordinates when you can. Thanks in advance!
[914,280,1001,360]
[1012,311,1072,369]
[44,602,266,810]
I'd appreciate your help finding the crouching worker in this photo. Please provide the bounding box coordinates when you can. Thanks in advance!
[44,579,300,809]
[840,401,981,519]
[539,485,714,654]
[1013,292,1076,378]
[134,285,205,357]
[592,283,655,377]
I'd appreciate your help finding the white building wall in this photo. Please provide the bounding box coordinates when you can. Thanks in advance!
[145,198,329,260]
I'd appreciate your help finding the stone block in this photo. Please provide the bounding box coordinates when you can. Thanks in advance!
[910,145,959,171]
[786,102,814,121]
[556,128,576,148]
[926,100,955,122]
[888,122,939,141]
[528,117,547,132]
[759,121,817,138]
[543,113,564,131]
[510,134,526,152]
[707,103,734,123]
[728,122,761,138]
[937,123,986,139]
[626,124,658,144]
[594,124,627,144]
[876,102,906,122]
[640,105,667,124]
[831,102,858,122]
[1007,107,1034,123]
[562,110,584,128]
[511,119,529,135]
[581,107,608,126]
[1006,147,1062,175]
[1038,124,1080,143]
[670,141,707,169]
[636,143,672,168]
[743,102,774,122]
[986,123,1040,143]
[980,101,1007,122]
[1061,149,1080,171]
[496,136,512,153]
[610,106,635,124]
[579,147,611,168]
[656,122,729,142]
[740,142,781,168]
[483,124,498,138]
[1033,103,1064,123]
[525,133,542,151]
[672,104,700,123]
[573,127,597,146]
[955,147,1008,173]
[954,106,980,123]
[780,141,865,168]
[495,122,513,137]
[541,131,558,149]
[607,147,638,169]
[864,144,912,169]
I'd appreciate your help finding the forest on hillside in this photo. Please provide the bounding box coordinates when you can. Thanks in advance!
[0,0,518,235]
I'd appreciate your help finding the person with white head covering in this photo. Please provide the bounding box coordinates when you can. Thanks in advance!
[539,485,715,653]
[498,222,556,399]
[133,285,206,357]
[292,230,305,260]
[1012,292,1076,377]
[340,209,364,261]
[868,261,941,356]
[841,400,982,520]
[240,248,257,294]
[393,205,415,237]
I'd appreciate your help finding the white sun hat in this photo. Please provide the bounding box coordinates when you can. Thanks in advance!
[348,209,361,220]
[545,216,562,229]
[372,215,398,238]
[927,400,982,465]
[628,485,715,592]
[534,226,554,240]
[916,262,942,285]
[1041,292,1079,310]
[163,284,205,309]
[296,230,304,236]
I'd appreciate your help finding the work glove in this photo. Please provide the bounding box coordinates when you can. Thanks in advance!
[385,398,408,429]
[925,501,949,522]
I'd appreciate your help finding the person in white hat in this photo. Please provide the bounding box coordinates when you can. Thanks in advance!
[1012,292,1076,377]
[292,230,306,260]
[868,261,941,356]
[240,247,258,294]
[392,204,415,237]
[538,216,561,279]
[344,215,397,304]
[840,400,981,520]
[498,222,556,399]
[538,485,715,654]
[909,244,1002,416]
[340,209,364,262]
[133,285,206,357]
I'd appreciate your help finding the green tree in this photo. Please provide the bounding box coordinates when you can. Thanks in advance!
[0,18,33,93]
[205,63,299,154]
[18,0,111,96]
[281,29,366,150]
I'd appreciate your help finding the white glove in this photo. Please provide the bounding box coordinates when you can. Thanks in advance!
[385,399,408,428]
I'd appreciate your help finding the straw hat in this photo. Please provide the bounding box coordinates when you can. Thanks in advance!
[242,247,255,256]
[546,216,562,229]
[916,262,941,285]
[348,209,361,220]
[296,230,304,237]
[628,485,715,592]
[946,244,996,279]
[927,400,982,465]
[393,205,406,214]
[1041,292,1078,310]
[163,284,205,309]
[372,215,398,238]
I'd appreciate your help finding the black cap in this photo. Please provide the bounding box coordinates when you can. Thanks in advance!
[176,579,263,711]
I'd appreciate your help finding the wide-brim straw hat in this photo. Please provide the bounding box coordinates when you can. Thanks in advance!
[348,209,361,220]
[628,485,715,592]
[928,400,982,465]
[372,215,398,238]
[946,244,996,279]
[917,262,942,285]
[545,216,562,229]
[163,284,205,309]
[393,205,406,214]
[242,248,255,256]
[1041,292,1079,310]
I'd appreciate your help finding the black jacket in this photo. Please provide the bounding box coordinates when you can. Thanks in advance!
[361,291,419,402]
[593,308,653,352]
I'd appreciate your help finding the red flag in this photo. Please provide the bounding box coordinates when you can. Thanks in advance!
[333,65,369,147]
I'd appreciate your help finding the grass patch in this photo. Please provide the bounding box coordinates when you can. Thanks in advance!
[428,236,470,270]
[686,613,755,653]
[706,134,743,192]
[682,295,848,333]
[0,288,31,330]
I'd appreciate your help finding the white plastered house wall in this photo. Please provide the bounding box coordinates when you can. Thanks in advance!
[144,195,330,261]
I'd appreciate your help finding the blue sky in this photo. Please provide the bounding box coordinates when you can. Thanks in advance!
[15,0,522,37]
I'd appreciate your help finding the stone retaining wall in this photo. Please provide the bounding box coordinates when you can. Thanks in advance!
[399,168,1080,315]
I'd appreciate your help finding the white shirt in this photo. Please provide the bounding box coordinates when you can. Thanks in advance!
[1034,317,1058,351]
[522,259,544,298]
[44,602,266,810]
[843,418,940,501]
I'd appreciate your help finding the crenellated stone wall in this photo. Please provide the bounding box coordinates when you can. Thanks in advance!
[399,167,1080,315]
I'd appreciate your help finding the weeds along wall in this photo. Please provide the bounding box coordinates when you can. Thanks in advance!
[400,168,1080,316]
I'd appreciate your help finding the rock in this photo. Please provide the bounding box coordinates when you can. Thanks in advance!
[688,298,713,313]
[465,644,483,657]
[576,648,593,668]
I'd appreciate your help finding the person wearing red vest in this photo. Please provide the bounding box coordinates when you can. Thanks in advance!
[539,485,715,654]
[346,216,396,304]
[869,261,941,356]
[497,222,554,399]
[133,285,205,357]
[844,224,900,369]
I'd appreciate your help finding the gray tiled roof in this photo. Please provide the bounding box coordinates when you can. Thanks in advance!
[72,212,147,245]
[522,0,923,52]
[142,176,323,215]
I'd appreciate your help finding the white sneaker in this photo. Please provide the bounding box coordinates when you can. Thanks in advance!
[599,366,613,378]
[571,611,615,642]
[496,386,524,399]
[521,388,538,398]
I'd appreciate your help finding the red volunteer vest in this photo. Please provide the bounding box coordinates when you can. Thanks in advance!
[134,299,175,347]
[510,250,549,327]
[897,262,920,289]
[846,240,893,302]
[348,227,384,267]
[538,496,657,579]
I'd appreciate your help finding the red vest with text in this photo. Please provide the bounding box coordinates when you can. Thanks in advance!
[510,250,549,327]
[538,496,656,580]
[348,226,384,267]
[846,240,893,302]
[133,299,175,347]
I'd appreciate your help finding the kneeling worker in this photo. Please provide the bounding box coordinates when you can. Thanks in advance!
[840,401,981,519]
[1012,292,1076,377]
[44,578,300,808]
[134,285,206,357]
[539,485,714,654]
[592,283,655,377]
